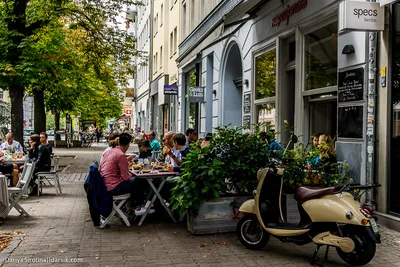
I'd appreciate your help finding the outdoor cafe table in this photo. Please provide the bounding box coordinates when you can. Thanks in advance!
[4,157,28,165]
[132,171,179,226]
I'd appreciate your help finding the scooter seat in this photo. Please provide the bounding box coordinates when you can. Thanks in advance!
[295,186,342,204]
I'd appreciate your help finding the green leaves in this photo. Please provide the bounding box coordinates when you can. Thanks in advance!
[170,123,270,216]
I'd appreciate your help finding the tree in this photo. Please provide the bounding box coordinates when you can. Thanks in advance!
[0,0,143,143]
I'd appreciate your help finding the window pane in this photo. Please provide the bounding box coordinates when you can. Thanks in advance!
[305,22,338,90]
[255,49,276,99]
[256,103,276,131]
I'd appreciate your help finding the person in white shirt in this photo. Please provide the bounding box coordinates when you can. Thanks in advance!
[0,133,23,154]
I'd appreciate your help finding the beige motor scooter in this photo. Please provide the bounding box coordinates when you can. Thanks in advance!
[237,167,381,266]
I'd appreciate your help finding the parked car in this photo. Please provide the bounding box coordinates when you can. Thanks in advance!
[23,129,34,145]
[46,129,54,136]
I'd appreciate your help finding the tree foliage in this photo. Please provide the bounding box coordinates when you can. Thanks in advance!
[0,0,143,142]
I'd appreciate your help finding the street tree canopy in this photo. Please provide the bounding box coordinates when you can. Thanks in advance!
[0,0,143,143]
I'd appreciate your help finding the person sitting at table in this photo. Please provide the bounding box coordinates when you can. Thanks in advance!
[27,134,51,195]
[0,132,23,154]
[138,140,152,159]
[100,132,120,162]
[40,132,53,155]
[167,133,192,173]
[0,152,19,186]
[162,131,181,167]
[100,133,150,216]
[148,131,161,152]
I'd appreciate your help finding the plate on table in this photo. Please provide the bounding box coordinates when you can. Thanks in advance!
[159,168,169,172]
[141,169,151,173]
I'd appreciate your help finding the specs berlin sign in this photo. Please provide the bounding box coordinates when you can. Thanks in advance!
[339,1,384,32]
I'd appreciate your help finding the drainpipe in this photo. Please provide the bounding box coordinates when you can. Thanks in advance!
[366,0,378,208]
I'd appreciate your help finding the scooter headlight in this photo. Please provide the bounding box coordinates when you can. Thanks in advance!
[345,211,353,220]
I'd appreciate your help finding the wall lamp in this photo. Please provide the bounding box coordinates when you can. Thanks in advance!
[342,44,355,55]
[244,79,249,88]
[213,90,217,97]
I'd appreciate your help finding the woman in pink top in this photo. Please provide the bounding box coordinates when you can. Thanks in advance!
[100,133,149,216]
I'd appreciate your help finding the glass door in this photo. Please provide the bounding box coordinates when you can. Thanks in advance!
[390,4,400,215]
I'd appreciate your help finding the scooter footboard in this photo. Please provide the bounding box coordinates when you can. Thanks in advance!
[239,199,256,214]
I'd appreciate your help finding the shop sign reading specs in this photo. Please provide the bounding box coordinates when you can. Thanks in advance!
[339,1,384,32]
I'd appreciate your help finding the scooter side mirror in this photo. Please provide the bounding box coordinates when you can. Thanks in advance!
[291,134,298,144]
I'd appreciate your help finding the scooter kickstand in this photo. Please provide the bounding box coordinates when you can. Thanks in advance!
[324,246,329,260]
[310,244,324,267]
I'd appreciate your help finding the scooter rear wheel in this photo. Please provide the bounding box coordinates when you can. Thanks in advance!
[237,214,269,250]
[336,232,376,266]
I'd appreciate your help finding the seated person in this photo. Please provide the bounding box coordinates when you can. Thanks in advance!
[166,133,192,173]
[0,132,23,154]
[27,134,51,195]
[100,132,120,163]
[100,133,150,216]
[200,133,213,148]
[317,134,338,174]
[0,152,19,186]
[162,131,181,167]
[40,132,53,155]
[266,132,283,155]
[149,131,161,151]
[138,140,152,159]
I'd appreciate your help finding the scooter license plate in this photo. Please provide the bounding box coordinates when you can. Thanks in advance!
[369,218,379,234]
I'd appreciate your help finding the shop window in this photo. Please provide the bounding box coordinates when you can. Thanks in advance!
[304,22,338,90]
[255,49,276,100]
[256,103,276,132]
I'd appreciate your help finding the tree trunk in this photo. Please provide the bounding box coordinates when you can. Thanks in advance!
[9,85,24,145]
[33,89,46,134]
[55,112,61,141]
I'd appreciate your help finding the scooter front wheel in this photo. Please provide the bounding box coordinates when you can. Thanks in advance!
[237,214,269,250]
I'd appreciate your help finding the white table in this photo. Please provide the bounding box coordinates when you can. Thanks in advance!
[4,158,28,165]
[134,171,179,226]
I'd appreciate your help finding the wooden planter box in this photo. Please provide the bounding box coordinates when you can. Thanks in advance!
[187,196,250,235]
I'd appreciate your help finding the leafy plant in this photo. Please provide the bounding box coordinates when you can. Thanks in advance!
[276,142,352,192]
[171,124,270,215]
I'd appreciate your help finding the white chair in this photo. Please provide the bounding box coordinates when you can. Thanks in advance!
[99,193,131,229]
[6,162,36,218]
[36,156,62,196]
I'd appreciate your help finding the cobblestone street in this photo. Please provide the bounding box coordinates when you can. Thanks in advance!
[0,144,400,267]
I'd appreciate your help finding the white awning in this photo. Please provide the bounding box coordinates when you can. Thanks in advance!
[223,0,264,27]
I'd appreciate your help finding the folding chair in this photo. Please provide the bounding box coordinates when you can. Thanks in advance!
[99,193,131,229]
[6,162,36,218]
[36,156,62,196]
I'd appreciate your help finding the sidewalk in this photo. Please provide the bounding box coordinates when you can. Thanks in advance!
[0,144,399,266]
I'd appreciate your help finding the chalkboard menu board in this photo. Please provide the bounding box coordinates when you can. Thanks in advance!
[338,67,364,102]
[243,115,251,129]
[243,93,251,114]
[338,106,363,139]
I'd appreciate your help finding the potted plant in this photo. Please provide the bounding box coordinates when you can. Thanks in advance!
[170,124,270,234]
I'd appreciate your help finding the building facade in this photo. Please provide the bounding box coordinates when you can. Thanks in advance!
[134,1,152,132]
[176,0,400,230]
[150,0,180,137]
